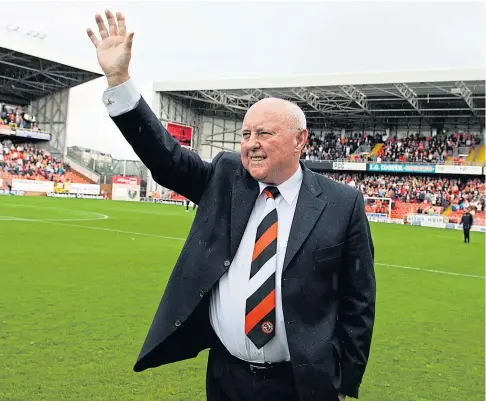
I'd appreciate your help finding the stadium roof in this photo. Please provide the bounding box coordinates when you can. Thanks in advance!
[153,68,485,129]
[0,25,103,105]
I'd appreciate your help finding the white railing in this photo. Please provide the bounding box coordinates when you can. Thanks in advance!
[65,156,100,184]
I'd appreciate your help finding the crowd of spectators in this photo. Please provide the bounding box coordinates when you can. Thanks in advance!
[325,172,485,214]
[0,140,66,181]
[301,131,482,163]
[301,131,381,161]
[1,104,40,131]
[376,132,482,163]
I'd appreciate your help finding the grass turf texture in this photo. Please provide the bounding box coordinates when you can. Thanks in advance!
[0,196,484,401]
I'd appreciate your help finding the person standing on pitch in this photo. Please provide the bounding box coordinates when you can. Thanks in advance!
[87,10,376,401]
[185,197,197,212]
[460,208,474,243]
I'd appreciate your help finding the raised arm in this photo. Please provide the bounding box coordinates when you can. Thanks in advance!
[87,10,215,202]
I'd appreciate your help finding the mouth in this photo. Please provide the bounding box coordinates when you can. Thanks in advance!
[250,156,266,162]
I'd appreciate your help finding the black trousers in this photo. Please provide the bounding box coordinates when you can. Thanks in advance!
[206,342,301,401]
[185,200,196,210]
[464,228,470,243]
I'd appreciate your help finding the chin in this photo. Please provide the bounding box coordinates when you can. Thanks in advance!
[249,169,266,181]
[247,165,267,181]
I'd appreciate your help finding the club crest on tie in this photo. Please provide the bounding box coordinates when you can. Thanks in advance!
[261,321,274,334]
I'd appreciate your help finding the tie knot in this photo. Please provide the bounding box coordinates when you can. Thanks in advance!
[264,186,280,200]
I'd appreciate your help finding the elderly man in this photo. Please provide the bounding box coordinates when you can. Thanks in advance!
[87,11,376,401]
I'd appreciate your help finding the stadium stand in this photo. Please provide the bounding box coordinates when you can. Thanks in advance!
[0,140,65,179]
[0,139,96,190]
[377,132,482,164]
[325,172,485,224]
[302,132,381,161]
[302,131,483,164]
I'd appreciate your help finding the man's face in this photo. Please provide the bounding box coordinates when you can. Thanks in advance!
[240,100,307,185]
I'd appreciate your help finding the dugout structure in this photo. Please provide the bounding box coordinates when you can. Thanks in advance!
[0,24,102,182]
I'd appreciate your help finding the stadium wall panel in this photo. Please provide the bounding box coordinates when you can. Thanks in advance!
[30,88,70,156]
[199,116,242,160]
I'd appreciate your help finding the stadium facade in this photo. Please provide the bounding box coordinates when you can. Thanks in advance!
[147,68,485,185]
[0,24,485,231]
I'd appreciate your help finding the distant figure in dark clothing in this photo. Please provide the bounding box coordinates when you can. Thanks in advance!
[460,209,474,243]
[185,198,196,212]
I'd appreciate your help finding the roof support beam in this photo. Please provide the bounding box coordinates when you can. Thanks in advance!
[290,87,337,115]
[198,90,248,112]
[339,85,372,116]
[455,81,478,117]
[0,59,79,83]
[393,83,427,118]
[240,88,269,103]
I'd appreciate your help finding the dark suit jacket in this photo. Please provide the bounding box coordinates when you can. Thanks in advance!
[111,97,376,400]
[460,213,474,230]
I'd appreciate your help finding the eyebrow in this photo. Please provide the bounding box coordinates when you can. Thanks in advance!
[241,127,274,133]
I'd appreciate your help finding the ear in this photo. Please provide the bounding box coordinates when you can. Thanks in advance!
[295,128,308,153]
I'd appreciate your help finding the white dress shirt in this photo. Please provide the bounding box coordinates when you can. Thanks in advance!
[210,167,303,363]
[102,78,141,117]
[102,79,304,363]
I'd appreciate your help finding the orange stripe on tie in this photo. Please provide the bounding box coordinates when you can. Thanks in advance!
[245,289,276,334]
[252,222,278,261]
[264,189,274,199]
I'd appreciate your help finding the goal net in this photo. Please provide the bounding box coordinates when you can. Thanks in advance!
[364,197,392,223]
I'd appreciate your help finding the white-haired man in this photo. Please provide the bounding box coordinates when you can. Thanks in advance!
[87,10,376,401]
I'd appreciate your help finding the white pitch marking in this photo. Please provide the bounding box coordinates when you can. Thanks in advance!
[376,262,484,279]
[0,216,21,220]
[11,218,186,241]
[0,203,109,222]
[2,208,483,279]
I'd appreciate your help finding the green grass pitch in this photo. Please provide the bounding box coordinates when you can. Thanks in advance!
[0,196,484,401]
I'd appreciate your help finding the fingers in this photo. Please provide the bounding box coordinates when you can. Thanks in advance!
[116,12,127,36]
[86,28,100,48]
[105,9,118,37]
[89,10,129,45]
[125,32,135,52]
[95,13,109,39]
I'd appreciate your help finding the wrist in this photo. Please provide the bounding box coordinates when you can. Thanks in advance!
[106,73,130,88]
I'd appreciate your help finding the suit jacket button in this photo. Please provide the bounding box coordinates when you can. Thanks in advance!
[199,290,205,297]
[224,260,230,267]
[174,319,182,327]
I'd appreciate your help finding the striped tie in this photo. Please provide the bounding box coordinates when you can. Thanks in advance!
[245,186,280,349]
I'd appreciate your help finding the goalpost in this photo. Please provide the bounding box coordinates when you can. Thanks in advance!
[363,197,393,223]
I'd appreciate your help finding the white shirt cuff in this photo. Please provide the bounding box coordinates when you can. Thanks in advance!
[102,78,141,117]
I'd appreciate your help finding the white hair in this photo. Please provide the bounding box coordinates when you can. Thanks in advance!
[286,100,307,130]
[247,97,307,130]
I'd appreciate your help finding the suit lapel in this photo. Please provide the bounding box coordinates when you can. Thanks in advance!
[230,171,260,259]
[283,166,327,272]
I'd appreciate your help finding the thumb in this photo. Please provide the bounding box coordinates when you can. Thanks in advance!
[125,32,135,52]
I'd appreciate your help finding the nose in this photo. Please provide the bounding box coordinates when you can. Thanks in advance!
[246,132,261,149]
